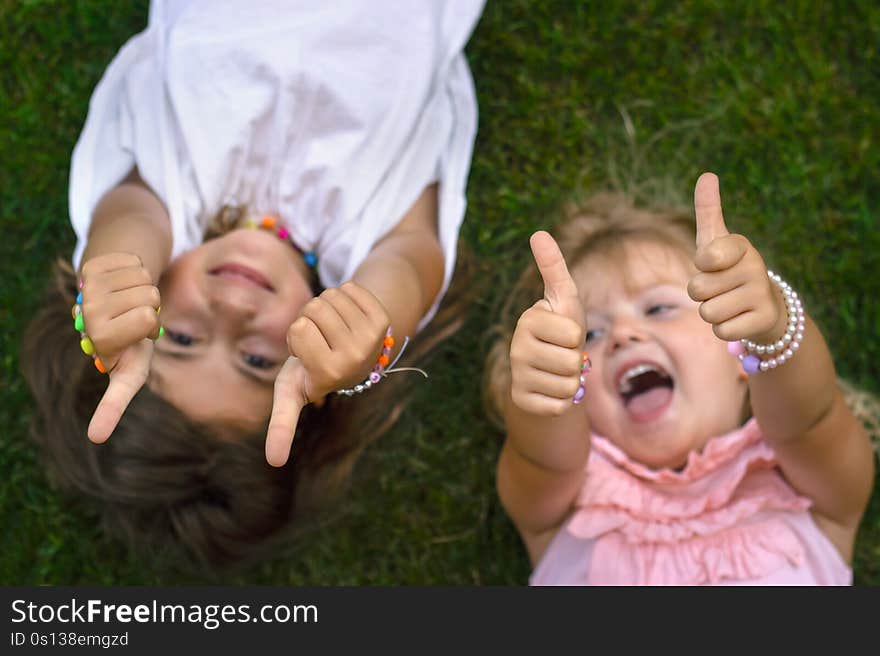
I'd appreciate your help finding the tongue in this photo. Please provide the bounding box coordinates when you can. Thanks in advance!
[626,387,673,421]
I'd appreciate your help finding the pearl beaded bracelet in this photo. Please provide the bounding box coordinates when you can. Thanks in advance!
[335,328,427,396]
[729,270,805,375]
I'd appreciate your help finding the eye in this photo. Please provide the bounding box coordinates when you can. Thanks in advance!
[646,304,674,316]
[164,330,194,346]
[243,353,274,369]
[585,328,603,343]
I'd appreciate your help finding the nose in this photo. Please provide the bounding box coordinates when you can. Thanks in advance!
[209,285,259,322]
[606,315,647,353]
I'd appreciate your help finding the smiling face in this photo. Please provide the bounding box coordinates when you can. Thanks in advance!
[148,228,314,432]
[574,238,747,470]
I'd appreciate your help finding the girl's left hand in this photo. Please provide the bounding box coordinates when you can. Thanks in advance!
[686,172,787,344]
[264,282,391,467]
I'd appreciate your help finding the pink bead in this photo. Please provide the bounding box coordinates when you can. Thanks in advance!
[369,372,381,384]
[78,279,84,290]
[277,227,289,240]
[727,341,746,356]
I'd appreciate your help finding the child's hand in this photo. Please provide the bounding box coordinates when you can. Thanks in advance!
[265,282,390,467]
[79,253,161,443]
[509,231,586,417]
[687,173,787,344]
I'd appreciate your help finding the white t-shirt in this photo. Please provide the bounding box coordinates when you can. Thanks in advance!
[70,0,483,329]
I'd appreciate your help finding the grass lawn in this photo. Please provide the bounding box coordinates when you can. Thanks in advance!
[2,0,878,584]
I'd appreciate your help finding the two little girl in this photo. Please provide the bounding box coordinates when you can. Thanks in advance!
[21,1,876,582]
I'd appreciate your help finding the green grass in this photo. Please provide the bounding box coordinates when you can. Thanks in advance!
[2,0,878,584]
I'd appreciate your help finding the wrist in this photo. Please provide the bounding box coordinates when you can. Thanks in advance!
[749,281,789,344]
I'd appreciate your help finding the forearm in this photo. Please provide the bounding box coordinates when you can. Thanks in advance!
[498,392,590,537]
[80,178,172,284]
[503,391,591,473]
[352,246,436,350]
[748,313,837,443]
[349,183,443,352]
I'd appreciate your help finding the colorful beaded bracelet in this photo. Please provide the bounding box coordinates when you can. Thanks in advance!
[728,270,805,375]
[335,328,427,396]
[572,351,591,404]
[73,279,163,374]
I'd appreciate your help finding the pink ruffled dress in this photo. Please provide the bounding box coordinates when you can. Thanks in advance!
[530,419,851,586]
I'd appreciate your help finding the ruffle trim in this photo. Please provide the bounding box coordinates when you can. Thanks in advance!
[587,518,806,585]
[567,419,815,584]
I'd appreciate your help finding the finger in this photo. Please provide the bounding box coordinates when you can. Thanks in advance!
[265,357,307,467]
[698,286,755,326]
[529,231,583,324]
[287,316,332,364]
[80,253,143,279]
[693,234,750,273]
[102,285,161,320]
[89,306,160,355]
[298,298,350,351]
[522,307,584,349]
[694,172,730,250]
[84,265,153,298]
[514,340,583,377]
[523,369,582,400]
[511,391,573,417]
[319,287,368,333]
[687,267,748,302]
[87,340,152,443]
[710,311,769,343]
[338,282,389,331]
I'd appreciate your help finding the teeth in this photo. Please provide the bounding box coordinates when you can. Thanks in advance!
[618,364,660,395]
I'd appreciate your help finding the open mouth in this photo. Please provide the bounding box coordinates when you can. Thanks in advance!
[209,264,274,292]
[617,362,675,422]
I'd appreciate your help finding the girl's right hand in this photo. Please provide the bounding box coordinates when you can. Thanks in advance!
[79,253,161,443]
[509,231,587,417]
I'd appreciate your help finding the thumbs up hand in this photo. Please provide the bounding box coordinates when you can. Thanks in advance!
[265,282,390,467]
[687,173,786,344]
[508,231,587,417]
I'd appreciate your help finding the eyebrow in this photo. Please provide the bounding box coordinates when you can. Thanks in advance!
[154,349,275,388]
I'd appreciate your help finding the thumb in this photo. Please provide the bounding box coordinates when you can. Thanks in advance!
[265,356,309,467]
[694,172,730,250]
[87,340,152,443]
[529,231,583,325]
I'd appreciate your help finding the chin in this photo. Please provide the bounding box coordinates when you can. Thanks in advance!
[613,423,702,472]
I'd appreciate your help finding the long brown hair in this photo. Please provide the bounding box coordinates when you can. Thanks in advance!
[21,233,475,568]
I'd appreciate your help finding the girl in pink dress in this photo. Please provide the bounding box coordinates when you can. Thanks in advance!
[485,173,875,585]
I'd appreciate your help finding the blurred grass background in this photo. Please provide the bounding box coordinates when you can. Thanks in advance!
[1,0,878,584]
